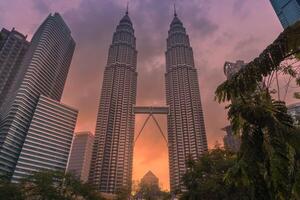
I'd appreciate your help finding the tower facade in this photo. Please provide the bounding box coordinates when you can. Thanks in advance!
[0,28,30,110]
[165,13,208,192]
[270,0,300,29]
[89,11,137,195]
[0,13,75,178]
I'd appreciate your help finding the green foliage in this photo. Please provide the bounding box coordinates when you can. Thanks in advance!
[0,170,104,200]
[115,185,131,200]
[180,148,251,200]
[215,21,300,200]
[134,181,171,200]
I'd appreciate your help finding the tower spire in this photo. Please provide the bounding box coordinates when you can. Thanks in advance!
[126,1,129,15]
[174,1,177,17]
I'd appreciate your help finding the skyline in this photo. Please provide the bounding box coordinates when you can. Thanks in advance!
[0,0,291,190]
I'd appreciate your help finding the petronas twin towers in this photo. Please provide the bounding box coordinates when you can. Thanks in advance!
[89,10,208,195]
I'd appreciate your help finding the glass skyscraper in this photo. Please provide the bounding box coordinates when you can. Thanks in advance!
[270,0,300,28]
[0,13,76,179]
[0,28,30,113]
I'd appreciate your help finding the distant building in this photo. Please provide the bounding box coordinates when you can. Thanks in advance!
[270,0,300,29]
[287,102,300,126]
[141,171,159,187]
[0,13,76,179]
[0,28,30,110]
[222,126,241,153]
[222,60,246,152]
[11,95,78,181]
[224,60,246,79]
[134,171,160,200]
[68,131,94,182]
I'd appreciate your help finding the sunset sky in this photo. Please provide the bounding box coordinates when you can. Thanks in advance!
[0,0,295,191]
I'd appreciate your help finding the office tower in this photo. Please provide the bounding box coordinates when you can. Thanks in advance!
[287,102,300,126]
[141,171,159,187]
[11,95,78,181]
[270,0,300,29]
[222,126,241,153]
[89,10,137,196]
[0,13,75,179]
[68,131,94,182]
[0,28,30,109]
[165,12,208,192]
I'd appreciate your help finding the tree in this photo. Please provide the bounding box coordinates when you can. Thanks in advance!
[180,148,250,200]
[115,185,131,200]
[134,181,171,200]
[0,176,23,200]
[0,170,104,200]
[215,21,300,199]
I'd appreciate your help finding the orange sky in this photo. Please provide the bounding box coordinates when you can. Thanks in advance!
[0,0,293,191]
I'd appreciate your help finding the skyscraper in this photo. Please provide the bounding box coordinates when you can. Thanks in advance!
[68,131,94,182]
[0,28,30,110]
[11,95,78,181]
[89,10,137,196]
[165,12,208,192]
[270,0,300,29]
[0,13,76,178]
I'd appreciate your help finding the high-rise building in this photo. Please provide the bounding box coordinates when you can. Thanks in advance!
[222,126,241,153]
[288,102,300,126]
[270,0,300,29]
[11,95,78,181]
[0,13,76,179]
[0,28,30,110]
[89,10,137,196]
[68,131,94,182]
[165,12,208,192]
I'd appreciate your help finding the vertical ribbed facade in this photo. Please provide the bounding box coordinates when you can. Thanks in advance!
[0,13,75,178]
[89,12,137,195]
[165,14,208,192]
[0,28,29,110]
[68,131,94,182]
[11,95,78,181]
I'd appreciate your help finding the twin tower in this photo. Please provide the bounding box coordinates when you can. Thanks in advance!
[89,10,208,195]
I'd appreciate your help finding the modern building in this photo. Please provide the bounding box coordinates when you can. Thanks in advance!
[222,126,241,153]
[165,12,208,193]
[141,171,159,187]
[67,131,94,182]
[0,28,30,110]
[270,0,300,29]
[0,13,76,179]
[287,102,300,126]
[89,10,137,196]
[224,60,246,79]
[11,95,78,181]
